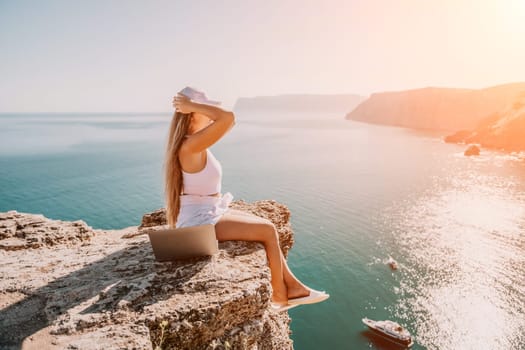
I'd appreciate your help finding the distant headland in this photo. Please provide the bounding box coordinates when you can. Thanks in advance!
[234,93,365,114]
[345,82,525,153]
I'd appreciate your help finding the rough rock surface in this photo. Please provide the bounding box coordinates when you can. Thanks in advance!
[0,198,296,350]
[464,144,481,156]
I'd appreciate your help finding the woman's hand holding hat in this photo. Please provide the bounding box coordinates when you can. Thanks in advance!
[173,93,194,114]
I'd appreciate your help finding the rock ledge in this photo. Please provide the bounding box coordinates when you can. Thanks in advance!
[0,199,295,350]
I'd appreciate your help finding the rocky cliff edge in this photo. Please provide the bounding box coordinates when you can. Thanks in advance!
[444,94,525,153]
[0,198,295,350]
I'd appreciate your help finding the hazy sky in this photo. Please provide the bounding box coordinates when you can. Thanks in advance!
[1,0,524,112]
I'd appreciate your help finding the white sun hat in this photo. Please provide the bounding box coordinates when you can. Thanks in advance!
[178,86,221,106]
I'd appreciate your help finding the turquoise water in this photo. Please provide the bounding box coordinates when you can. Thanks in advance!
[1,112,524,350]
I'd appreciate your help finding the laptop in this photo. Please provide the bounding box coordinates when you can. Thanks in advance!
[145,224,219,261]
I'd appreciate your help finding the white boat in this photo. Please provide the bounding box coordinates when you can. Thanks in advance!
[362,317,413,347]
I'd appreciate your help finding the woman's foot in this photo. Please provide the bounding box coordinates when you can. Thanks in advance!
[271,288,329,309]
[271,288,289,305]
[287,284,311,299]
[287,286,329,305]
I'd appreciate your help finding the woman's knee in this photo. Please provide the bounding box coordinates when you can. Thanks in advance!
[260,221,279,244]
[239,219,276,243]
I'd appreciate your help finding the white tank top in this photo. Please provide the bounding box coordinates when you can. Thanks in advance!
[181,148,222,196]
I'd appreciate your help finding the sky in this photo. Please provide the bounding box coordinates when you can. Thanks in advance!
[1,0,524,112]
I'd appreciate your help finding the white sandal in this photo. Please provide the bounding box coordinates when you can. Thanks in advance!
[287,287,329,305]
[269,301,299,312]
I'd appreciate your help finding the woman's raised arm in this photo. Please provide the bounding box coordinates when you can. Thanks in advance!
[174,94,235,153]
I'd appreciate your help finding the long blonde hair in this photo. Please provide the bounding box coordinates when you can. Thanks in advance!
[164,111,192,228]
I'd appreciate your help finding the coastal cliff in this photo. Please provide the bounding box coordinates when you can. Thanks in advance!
[0,198,296,349]
[346,82,525,131]
[445,94,525,152]
[234,93,365,114]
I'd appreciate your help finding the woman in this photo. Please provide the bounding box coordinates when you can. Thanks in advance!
[164,86,329,311]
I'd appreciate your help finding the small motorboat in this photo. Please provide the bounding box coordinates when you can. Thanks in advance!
[362,317,413,348]
[386,256,398,270]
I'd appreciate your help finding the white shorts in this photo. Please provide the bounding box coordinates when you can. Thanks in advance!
[175,191,234,228]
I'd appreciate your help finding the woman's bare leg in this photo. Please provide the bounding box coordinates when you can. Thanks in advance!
[223,209,310,299]
[277,248,310,299]
[215,211,287,303]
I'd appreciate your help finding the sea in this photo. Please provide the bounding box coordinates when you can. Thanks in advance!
[1,111,524,350]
